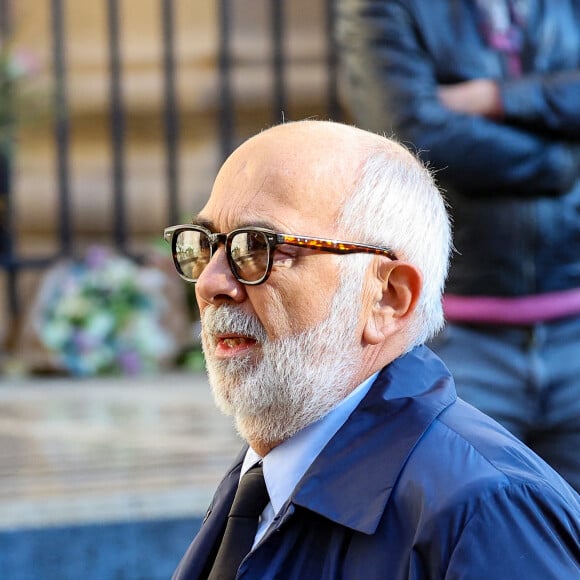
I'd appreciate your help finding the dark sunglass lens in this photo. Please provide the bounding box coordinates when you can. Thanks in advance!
[174,229,211,281]
[230,231,269,282]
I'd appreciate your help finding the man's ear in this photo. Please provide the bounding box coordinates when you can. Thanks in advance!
[363,259,422,345]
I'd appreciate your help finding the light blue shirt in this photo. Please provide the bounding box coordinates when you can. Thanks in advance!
[240,372,379,545]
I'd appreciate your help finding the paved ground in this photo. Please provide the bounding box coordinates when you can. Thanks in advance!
[0,371,242,530]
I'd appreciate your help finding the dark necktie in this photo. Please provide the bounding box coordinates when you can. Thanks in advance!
[207,463,269,580]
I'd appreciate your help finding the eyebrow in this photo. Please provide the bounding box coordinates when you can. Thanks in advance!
[191,216,215,230]
[192,217,281,233]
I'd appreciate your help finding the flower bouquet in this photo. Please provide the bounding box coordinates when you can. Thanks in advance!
[22,245,191,376]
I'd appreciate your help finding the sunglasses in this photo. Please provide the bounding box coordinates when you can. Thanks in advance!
[163,224,397,285]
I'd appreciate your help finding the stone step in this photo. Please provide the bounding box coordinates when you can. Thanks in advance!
[0,372,242,529]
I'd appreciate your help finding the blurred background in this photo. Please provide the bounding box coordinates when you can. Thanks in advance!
[0,0,344,577]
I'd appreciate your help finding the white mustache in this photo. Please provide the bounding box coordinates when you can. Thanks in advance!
[202,305,268,342]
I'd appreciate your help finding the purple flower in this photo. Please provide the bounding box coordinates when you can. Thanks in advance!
[85,245,111,270]
[118,350,142,375]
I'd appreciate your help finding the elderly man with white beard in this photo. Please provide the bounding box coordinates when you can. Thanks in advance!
[164,120,580,580]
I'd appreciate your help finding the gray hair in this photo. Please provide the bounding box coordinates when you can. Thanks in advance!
[337,145,452,348]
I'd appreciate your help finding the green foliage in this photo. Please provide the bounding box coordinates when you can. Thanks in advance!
[0,42,45,150]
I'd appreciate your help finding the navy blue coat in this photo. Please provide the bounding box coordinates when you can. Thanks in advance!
[174,347,580,579]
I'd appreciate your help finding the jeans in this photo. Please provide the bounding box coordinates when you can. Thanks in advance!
[428,317,580,493]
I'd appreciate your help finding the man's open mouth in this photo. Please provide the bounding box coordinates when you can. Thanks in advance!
[214,333,259,357]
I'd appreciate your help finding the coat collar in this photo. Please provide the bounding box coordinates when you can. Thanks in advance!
[289,346,456,535]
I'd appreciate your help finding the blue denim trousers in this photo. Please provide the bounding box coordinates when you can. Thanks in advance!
[429,317,580,493]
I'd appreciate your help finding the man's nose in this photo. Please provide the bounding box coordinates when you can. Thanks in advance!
[195,247,246,306]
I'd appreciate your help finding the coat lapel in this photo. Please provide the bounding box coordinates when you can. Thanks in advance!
[173,448,247,579]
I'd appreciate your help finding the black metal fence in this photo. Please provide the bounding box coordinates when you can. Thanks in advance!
[0,0,342,340]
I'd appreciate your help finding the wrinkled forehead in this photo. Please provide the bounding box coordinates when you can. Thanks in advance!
[200,125,362,235]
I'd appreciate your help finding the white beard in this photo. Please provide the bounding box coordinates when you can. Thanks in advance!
[200,271,364,449]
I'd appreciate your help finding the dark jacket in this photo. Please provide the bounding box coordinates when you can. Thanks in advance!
[173,347,580,579]
[336,0,580,296]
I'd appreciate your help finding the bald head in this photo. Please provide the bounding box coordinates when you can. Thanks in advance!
[204,120,416,239]
[247,119,408,160]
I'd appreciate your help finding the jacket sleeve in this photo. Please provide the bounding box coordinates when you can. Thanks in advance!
[501,70,580,137]
[446,483,580,579]
[335,0,580,197]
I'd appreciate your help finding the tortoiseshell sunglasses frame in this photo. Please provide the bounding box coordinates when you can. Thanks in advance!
[163,224,397,285]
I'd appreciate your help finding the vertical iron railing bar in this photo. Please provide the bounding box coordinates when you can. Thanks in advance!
[161,0,179,225]
[51,0,73,257]
[0,0,17,318]
[271,0,285,123]
[0,0,10,37]
[325,0,341,120]
[218,0,234,161]
[106,0,127,250]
